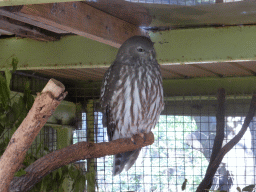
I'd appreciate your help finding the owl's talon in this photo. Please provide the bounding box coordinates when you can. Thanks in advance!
[131,137,136,145]
[139,133,146,143]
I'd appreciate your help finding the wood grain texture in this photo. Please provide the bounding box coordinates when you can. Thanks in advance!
[0,15,60,41]
[9,132,154,192]
[0,79,67,192]
[5,2,146,47]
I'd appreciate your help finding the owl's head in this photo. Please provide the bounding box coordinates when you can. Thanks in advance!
[116,36,156,63]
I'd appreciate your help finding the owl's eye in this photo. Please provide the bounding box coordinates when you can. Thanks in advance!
[137,47,145,52]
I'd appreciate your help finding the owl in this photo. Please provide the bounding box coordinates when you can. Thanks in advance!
[100,36,164,175]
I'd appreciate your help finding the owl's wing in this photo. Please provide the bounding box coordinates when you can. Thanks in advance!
[100,64,117,108]
[100,63,120,141]
[104,105,115,141]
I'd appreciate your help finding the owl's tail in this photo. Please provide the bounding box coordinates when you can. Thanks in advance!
[113,148,141,176]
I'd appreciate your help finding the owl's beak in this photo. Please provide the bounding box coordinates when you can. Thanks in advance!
[149,50,155,60]
[149,50,155,61]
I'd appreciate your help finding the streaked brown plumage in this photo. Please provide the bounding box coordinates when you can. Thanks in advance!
[100,36,164,176]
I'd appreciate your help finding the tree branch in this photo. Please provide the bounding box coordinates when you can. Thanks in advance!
[9,132,154,192]
[204,88,225,190]
[210,88,225,164]
[0,79,67,192]
[197,94,256,192]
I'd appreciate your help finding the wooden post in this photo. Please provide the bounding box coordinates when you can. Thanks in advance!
[86,100,96,192]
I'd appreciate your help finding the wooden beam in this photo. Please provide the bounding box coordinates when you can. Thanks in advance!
[144,0,256,27]
[149,25,256,64]
[1,25,256,70]
[0,0,85,7]
[0,8,69,34]
[0,36,118,70]
[0,2,145,47]
[0,15,60,41]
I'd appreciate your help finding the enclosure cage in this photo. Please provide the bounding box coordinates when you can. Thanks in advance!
[1,72,59,156]
[1,58,256,192]
[70,84,256,192]
[4,71,256,191]
[2,0,256,191]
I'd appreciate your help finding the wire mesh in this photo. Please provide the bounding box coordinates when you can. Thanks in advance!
[2,126,57,159]
[3,70,256,191]
[10,72,49,95]
[1,72,56,158]
[74,92,256,192]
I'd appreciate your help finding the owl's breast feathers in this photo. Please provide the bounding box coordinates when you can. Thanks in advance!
[101,61,164,141]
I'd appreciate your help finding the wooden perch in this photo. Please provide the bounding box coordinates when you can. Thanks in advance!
[197,94,256,192]
[0,78,67,192]
[9,132,154,192]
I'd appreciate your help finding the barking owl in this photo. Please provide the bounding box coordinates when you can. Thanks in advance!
[100,36,164,176]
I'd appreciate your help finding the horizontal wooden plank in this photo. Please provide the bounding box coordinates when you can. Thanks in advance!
[0,0,84,7]
[0,15,60,41]
[2,0,256,30]
[150,25,256,64]
[161,64,216,78]
[0,9,69,34]
[86,0,152,27]
[0,2,145,47]
[23,60,256,83]
[198,62,253,77]
[144,0,256,27]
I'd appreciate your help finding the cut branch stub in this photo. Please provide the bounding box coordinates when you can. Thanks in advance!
[41,78,65,97]
[0,78,67,192]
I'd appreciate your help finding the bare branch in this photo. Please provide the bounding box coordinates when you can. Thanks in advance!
[202,88,226,190]
[9,132,154,192]
[197,94,256,192]
[210,88,225,164]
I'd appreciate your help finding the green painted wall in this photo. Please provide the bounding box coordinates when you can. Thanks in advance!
[2,26,256,97]
[150,26,256,64]
[0,35,118,70]
[1,26,256,70]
